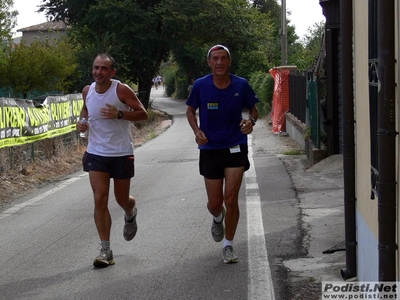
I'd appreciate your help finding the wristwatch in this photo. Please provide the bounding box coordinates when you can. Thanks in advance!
[117,111,123,119]
[250,117,256,126]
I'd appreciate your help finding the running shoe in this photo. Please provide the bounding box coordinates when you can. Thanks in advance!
[124,206,138,241]
[93,248,115,268]
[222,245,239,264]
[211,208,225,242]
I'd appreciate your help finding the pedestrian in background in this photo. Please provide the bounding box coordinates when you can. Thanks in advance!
[186,45,259,263]
[77,53,148,268]
[187,79,194,98]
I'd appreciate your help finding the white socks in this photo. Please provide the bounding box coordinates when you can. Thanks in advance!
[223,238,233,248]
[125,212,135,222]
[213,211,223,223]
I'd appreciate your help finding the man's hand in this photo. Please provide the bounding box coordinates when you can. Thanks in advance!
[240,119,254,134]
[100,103,118,119]
[76,119,88,132]
[195,130,208,145]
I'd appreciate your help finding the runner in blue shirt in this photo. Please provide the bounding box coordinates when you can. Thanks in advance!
[186,44,259,263]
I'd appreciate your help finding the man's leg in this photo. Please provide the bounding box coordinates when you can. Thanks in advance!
[223,167,245,241]
[114,178,137,241]
[89,171,111,241]
[219,167,244,263]
[90,171,115,267]
[204,178,224,217]
[205,178,226,242]
[114,178,136,216]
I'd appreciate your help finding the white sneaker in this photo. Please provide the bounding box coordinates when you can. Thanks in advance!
[222,246,238,264]
[93,248,115,268]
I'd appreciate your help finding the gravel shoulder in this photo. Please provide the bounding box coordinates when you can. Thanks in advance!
[0,110,171,207]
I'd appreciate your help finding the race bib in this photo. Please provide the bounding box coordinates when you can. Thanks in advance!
[229,145,241,153]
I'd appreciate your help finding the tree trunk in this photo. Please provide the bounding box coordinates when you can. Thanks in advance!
[137,79,153,110]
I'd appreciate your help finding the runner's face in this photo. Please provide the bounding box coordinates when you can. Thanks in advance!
[92,57,116,85]
[207,50,231,76]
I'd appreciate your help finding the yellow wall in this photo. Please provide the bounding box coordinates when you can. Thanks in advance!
[352,0,400,280]
[354,1,379,238]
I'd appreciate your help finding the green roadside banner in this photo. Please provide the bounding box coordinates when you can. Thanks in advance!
[0,94,83,149]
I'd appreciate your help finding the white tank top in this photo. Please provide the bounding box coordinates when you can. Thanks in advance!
[86,79,134,156]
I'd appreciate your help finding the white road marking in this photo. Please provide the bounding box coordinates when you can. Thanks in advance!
[246,135,275,300]
[0,174,86,220]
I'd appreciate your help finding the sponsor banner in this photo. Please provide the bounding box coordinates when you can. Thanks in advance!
[322,282,399,299]
[0,94,83,149]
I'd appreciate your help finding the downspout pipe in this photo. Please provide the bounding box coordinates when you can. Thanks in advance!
[339,0,357,280]
[377,0,397,281]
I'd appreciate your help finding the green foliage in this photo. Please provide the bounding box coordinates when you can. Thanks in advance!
[39,0,276,102]
[252,0,301,68]
[288,21,325,71]
[283,149,305,155]
[37,0,325,107]
[41,0,171,108]
[162,63,178,97]
[0,0,17,42]
[235,49,269,79]
[249,71,274,117]
[175,76,188,100]
[166,0,277,97]
[0,40,77,98]
[158,0,279,99]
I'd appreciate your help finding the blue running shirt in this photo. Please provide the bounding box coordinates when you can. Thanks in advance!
[186,74,259,150]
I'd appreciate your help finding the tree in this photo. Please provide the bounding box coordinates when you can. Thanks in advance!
[252,0,300,68]
[0,40,77,98]
[39,0,273,107]
[0,0,17,42]
[40,0,169,108]
[288,21,325,71]
[160,0,275,97]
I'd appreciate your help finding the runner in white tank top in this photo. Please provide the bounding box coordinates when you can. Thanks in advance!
[86,79,134,156]
[76,53,148,268]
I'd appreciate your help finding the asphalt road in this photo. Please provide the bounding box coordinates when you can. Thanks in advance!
[0,88,301,300]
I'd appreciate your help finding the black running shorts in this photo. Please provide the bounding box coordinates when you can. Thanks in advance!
[82,151,135,179]
[199,144,250,179]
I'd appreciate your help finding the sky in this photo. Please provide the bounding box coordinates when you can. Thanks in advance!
[11,0,325,39]
[286,0,325,38]
[12,0,47,37]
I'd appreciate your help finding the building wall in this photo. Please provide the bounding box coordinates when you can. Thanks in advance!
[21,31,67,46]
[353,0,379,281]
[357,211,379,281]
[354,0,400,281]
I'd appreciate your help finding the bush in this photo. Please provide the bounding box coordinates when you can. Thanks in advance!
[162,64,178,97]
[160,63,193,99]
[249,71,274,116]
[175,75,188,99]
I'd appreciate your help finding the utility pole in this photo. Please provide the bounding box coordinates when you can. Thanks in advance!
[280,0,287,65]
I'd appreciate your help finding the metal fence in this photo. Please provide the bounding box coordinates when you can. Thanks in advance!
[289,71,307,124]
[0,132,82,174]
[308,74,321,149]
[288,71,323,149]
